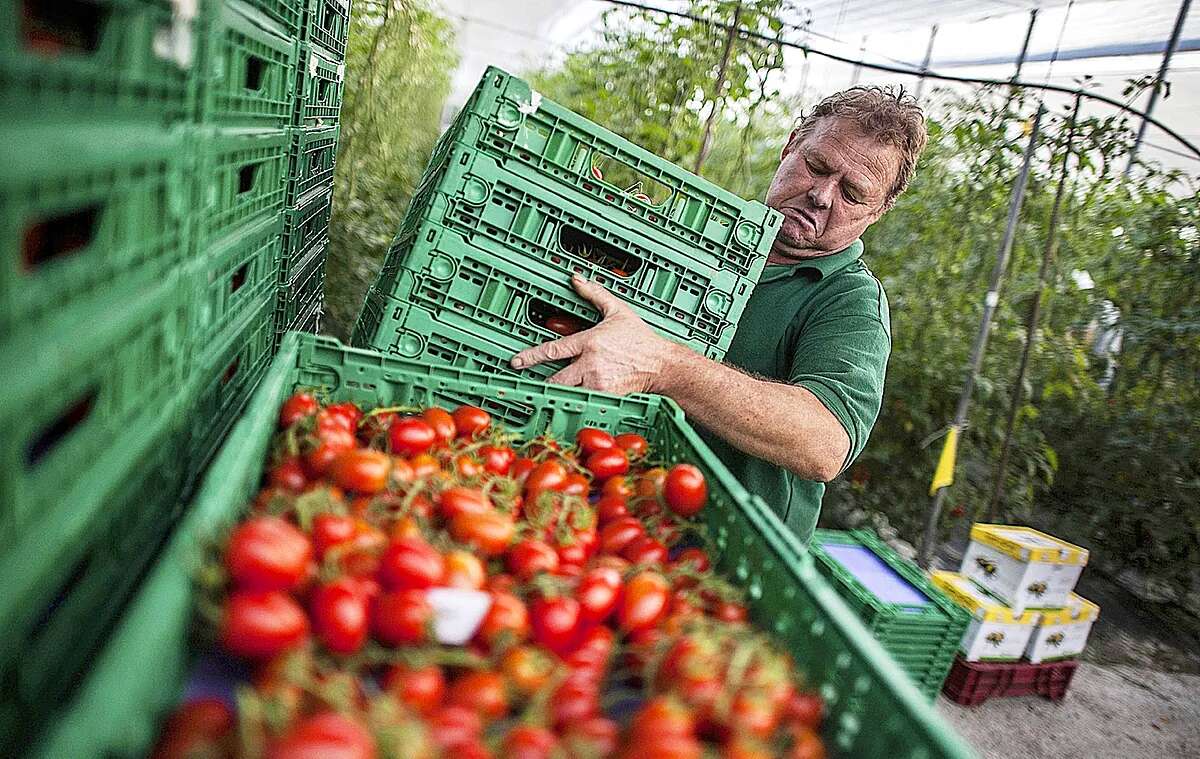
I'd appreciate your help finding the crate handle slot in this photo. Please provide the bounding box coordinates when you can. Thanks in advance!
[587,156,672,208]
[237,164,261,194]
[527,299,594,336]
[244,55,267,92]
[222,357,242,385]
[230,262,249,293]
[25,390,97,468]
[21,205,101,272]
[557,225,641,278]
[20,0,106,55]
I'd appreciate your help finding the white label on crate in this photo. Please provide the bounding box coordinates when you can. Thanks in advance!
[427,588,492,645]
[310,54,320,77]
[337,63,346,81]
[171,0,198,22]
[519,90,543,116]
[960,617,1034,662]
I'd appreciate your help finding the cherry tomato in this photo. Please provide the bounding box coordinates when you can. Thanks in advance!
[479,445,516,475]
[305,422,356,477]
[310,577,369,655]
[324,402,363,431]
[614,432,649,457]
[594,494,629,524]
[557,540,588,569]
[383,663,445,714]
[524,460,567,495]
[428,706,483,750]
[335,520,388,578]
[476,591,529,647]
[221,591,309,660]
[447,670,508,722]
[576,427,616,455]
[576,566,621,624]
[311,513,357,560]
[784,692,825,730]
[509,457,536,484]
[724,737,775,759]
[443,549,486,590]
[618,570,670,633]
[450,511,515,556]
[452,405,491,438]
[389,417,437,456]
[268,457,307,493]
[437,487,491,520]
[673,547,711,572]
[787,726,827,759]
[550,678,600,729]
[378,537,445,590]
[502,725,558,759]
[561,472,590,496]
[371,589,431,645]
[636,467,668,498]
[531,595,582,655]
[278,393,319,428]
[713,599,749,623]
[562,716,620,758]
[150,698,234,759]
[506,539,560,580]
[629,696,696,741]
[453,454,484,478]
[731,690,781,739]
[586,448,629,480]
[623,534,669,565]
[265,711,375,759]
[421,407,457,444]
[599,516,645,556]
[329,449,391,495]
[225,516,312,592]
[602,476,634,499]
[664,464,708,517]
[545,314,584,336]
[501,644,555,695]
[410,453,440,478]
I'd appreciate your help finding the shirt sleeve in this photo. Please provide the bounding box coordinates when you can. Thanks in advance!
[788,277,891,474]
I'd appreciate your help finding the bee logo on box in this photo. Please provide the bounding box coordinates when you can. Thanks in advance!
[1046,632,1065,648]
[976,557,998,576]
[1028,581,1048,597]
[986,631,1005,646]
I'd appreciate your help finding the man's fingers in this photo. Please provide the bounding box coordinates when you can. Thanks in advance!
[546,362,584,387]
[511,333,586,369]
[572,274,627,319]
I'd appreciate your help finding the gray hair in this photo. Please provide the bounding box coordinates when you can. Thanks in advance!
[795,86,928,209]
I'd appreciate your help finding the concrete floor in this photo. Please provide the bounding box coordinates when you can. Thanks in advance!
[939,661,1200,759]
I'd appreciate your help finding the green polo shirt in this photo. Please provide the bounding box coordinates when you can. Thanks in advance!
[701,239,891,544]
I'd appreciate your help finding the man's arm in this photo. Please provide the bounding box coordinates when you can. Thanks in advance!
[511,275,850,482]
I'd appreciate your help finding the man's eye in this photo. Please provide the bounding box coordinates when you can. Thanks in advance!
[806,157,827,175]
[842,187,864,204]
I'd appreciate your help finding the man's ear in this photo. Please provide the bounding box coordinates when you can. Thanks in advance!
[781,128,801,161]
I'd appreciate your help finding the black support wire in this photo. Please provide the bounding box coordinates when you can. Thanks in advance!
[596,0,1200,162]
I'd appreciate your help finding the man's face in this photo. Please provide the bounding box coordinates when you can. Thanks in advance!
[764,117,901,259]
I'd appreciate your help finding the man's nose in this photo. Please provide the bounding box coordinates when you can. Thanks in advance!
[808,177,835,209]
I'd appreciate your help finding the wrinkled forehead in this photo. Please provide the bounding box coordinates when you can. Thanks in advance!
[797,117,902,189]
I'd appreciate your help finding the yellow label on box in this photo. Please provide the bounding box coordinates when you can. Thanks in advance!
[970,524,1089,566]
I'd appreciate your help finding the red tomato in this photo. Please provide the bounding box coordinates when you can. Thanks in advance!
[334,520,388,578]
[506,539,560,580]
[524,460,567,495]
[454,454,484,478]
[561,473,590,496]
[545,314,584,337]
[550,679,600,730]
[599,516,645,556]
[614,432,649,457]
[618,571,670,633]
[452,405,491,438]
[595,494,630,523]
[576,566,621,624]
[265,711,376,759]
[311,513,357,560]
[476,591,529,647]
[673,547,711,572]
[378,537,445,590]
[388,417,437,456]
[329,449,391,495]
[623,534,669,565]
[731,690,780,739]
[586,448,629,480]
[278,393,319,428]
[150,698,234,759]
[268,457,307,492]
[629,696,696,741]
[501,644,555,695]
[531,595,582,655]
[437,487,491,520]
[562,716,620,758]
[712,599,749,623]
[371,589,431,645]
[663,464,708,517]
[636,467,668,498]
[556,540,588,569]
[447,670,508,722]
[602,476,634,499]
[443,549,487,590]
[421,407,457,444]
[305,423,356,477]
[784,692,825,730]
[502,725,559,759]
[410,453,440,478]
[509,457,537,484]
[383,663,445,714]
[450,511,515,556]
[428,706,482,750]
[311,578,369,654]
[324,402,363,431]
[576,427,616,455]
[221,591,308,660]
[479,445,516,475]
[787,726,827,759]
[225,516,312,592]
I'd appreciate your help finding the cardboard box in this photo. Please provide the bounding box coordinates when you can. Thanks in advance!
[1026,593,1100,663]
[961,524,1088,613]
[932,571,1039,662]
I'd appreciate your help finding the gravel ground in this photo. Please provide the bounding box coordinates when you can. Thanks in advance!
[938,662,1200,759]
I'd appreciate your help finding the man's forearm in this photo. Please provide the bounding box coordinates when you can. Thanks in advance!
[654,344,850,482]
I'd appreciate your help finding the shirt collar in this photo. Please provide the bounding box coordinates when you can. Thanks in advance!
[759,239,865,283]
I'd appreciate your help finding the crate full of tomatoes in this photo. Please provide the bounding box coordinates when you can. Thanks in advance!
[29,334,970,759]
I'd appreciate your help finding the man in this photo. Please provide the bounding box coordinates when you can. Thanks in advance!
[511,87,927,544]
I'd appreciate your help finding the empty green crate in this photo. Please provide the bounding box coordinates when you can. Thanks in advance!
[280,184,332,268]
[198,0,297,128]
[273,237,326,336]
[238,0,304,36]
[194,127,289,246]
[0,0,199,123]
[303,0,350,59]
[0,269,190,548]
[286,124,339,203]
[0,122,191,335]
[809,529,970,701]
[293,42,344,127]
[190,211,282,350]
[433,66,781,272]
[27,333,972,759]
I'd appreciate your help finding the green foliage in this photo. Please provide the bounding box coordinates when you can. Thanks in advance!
[325,0,457,338]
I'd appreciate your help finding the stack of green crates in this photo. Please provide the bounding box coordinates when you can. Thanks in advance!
[809,529,970,700]
[352,66,782,379]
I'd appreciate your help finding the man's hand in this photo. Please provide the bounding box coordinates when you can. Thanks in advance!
[510,275,683,395]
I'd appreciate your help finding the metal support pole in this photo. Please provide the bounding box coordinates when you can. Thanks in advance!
[919,105,1045,568]
[1125,0,1192,175]
[915,25,938,99]
[1012,9,1038,84]
[986,97,1080,522]
[694,2,742,174]
[850,35,867,86]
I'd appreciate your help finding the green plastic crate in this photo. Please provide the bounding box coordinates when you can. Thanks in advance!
[279,184,332,272]
[273,237,326,336]
[303,0,350,59]
[286,124,339,204]
[293,42,344,128]
[190,211,282,351]
[0,121,191,335]
[238,0,304,36]
[431,66,781,271]
[810,529,970,701]
[198,0,298,128]
[194,126,290,247]
[27,333,972,759]
[0,0,199,124]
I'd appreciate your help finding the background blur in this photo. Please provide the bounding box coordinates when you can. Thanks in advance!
[325,0,1199,619]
